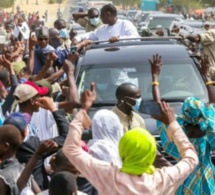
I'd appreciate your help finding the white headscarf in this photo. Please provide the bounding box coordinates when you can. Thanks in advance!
[88,109,123,168]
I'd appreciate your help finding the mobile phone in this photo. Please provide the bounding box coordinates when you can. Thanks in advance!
[139,100,161,117]
[70,46,77,54]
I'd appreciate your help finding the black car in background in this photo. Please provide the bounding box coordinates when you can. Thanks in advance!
[75,38,215,164]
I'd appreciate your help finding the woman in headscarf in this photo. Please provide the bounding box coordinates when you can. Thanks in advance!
[62,83,198,195]
[151,54,215,195]
[88,109,123,168]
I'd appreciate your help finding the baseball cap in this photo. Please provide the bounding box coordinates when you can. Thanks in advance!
[3,112,31,133]
[12,61,26,75]
[35,79,53,96]
[14,82,48,103]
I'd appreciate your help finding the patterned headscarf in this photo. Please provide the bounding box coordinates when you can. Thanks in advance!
[177,97,214,131]
[119,128,156,175]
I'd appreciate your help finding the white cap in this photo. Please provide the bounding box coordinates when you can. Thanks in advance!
[14,84,38,103]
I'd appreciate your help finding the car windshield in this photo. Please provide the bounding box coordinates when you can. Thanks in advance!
[148,17,176,29]
[141,13,150,22]
[77,61,208,103]
[127,11,137,18]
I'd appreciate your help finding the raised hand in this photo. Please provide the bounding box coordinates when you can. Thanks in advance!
[199,54,210,77]
[35,140,58,156]
[35,97,57,112]
[152,101,176,125]
[63,58,76,73]
[67,52,79,64]
[81,82,96,111]
[46,52,58,62]
[149,54,162,79]
[29,33,37,50]
[0,55,13,72]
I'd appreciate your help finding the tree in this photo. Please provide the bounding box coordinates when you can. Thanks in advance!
[0,0,14,8]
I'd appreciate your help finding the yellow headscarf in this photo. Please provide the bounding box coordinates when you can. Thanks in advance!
[119,128,156,175]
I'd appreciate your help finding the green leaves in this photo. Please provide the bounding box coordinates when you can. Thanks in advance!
[0,0,14,8]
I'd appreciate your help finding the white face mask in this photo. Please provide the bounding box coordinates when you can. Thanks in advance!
[89,18,100,26]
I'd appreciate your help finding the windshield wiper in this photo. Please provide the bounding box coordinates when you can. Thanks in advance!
[92,102,115,107]
[161,98,184,102]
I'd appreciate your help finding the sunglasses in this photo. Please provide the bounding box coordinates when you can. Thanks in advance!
[89,15,99,18]
[38,37,49,41]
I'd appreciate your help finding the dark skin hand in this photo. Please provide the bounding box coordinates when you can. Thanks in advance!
[81,82,96,112]
[149,54,162,103]
[152,101,176,125]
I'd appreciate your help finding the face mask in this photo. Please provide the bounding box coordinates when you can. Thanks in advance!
[97,83,108,90]
[90,18,101,26]
[127,97,142,112]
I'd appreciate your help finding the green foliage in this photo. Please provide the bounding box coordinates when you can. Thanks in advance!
[0,0,14,8]
[113,0,139,6]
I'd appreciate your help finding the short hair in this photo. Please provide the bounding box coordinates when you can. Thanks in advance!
[101,4,117,17]
[54,19,66,27]
[0,125,22,151]
[55,149,71,169]
[88,8,99,15]
[49,171,77,195]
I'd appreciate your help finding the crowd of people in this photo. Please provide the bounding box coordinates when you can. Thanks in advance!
[0,2,214,195]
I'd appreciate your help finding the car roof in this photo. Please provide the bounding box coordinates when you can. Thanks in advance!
[81,42,190,66]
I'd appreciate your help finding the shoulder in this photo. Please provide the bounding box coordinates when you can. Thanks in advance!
[133,112,145,121]
[17,137,40,153]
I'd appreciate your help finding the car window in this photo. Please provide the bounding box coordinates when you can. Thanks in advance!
[148,17,177,29]
[77,61,208,103]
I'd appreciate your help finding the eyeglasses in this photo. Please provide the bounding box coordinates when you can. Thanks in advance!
[38,37,49,41]
[89,15,99,19]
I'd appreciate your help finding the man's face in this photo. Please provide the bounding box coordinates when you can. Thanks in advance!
[124,89,141,107]
[30,95,40,112]
[50,33,61,48]
[54,22,66,31]
[100,10,110,24]
[0,141,7,160]
[88,10,99,20]
[37,36,49,48]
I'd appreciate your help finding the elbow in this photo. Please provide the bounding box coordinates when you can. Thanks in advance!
[186,151,199,172]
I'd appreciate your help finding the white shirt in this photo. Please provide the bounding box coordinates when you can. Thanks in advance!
[31,102,59,141]
[75,19,139,42]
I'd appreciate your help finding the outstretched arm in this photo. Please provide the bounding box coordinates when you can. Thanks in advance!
[17,140,58,193]
[199,54,215,103]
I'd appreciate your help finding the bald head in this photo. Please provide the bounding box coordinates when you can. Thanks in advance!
[0,125,22,151]
[116,83,140,101]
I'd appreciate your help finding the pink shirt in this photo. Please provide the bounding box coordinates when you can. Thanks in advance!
[63,110,198,195]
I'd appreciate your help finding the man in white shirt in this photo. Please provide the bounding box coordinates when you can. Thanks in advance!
[74,4,139,43]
